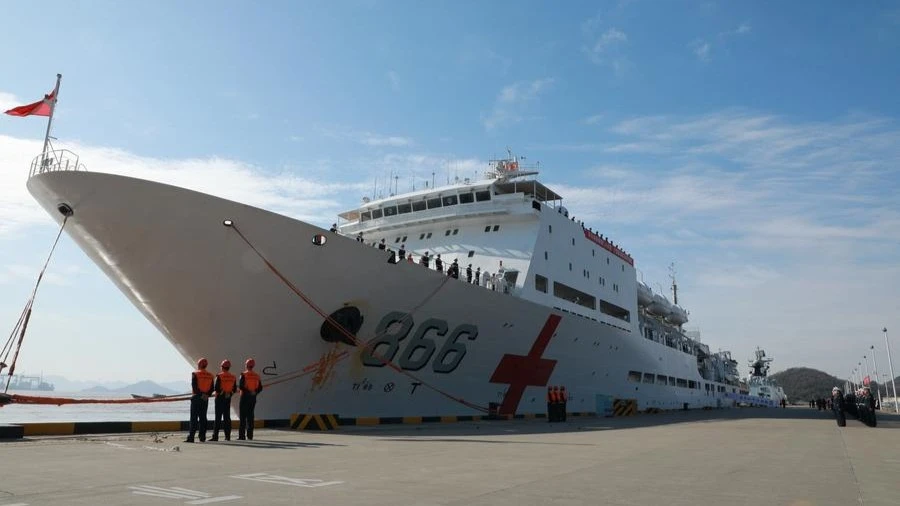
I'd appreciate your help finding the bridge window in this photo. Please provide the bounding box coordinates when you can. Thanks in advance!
[445,230,451,236]
[553,281,597,310]
[549,225,552,233]
[383,205,397,217]
[535,274,548,293]
[642,373,654,384]
[688,380,697,389]
[360,211,371,222]
[371,209,383,219]
[426,233,432,239]
[475,190,491,202]
[419,233,425,240]
[669,377,677,386]
[657,375,668,385]
[627,371,642,383]
[492,225,499,232]
[676,378,687,388]
[459,192,474,204]
[426,198,442,209]
[452,229,459,235]
[412,201,426,212]
[442,195,458,206]
[484,226,491,233]
[397,203,412,214]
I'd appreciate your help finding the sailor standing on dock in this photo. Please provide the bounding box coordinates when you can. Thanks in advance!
[211,360,237,441]
[238,358,263,441]
[185,358,214,443]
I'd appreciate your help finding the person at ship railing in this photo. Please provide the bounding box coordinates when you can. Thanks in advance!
[449,259,460,279]
[407,253,414,264]
[378,238,386,250]
[421,252,430,268]
[435,254,443,273]
[356,232,364,243]
[398,243,406,260]
[387,249,397,264]
[329,223,337,233]
[474,267,481,285]
[466,264,473,283]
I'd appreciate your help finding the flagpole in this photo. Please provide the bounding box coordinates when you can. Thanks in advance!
[41,74,62,163]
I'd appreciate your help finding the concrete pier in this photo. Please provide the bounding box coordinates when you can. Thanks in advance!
[2,407,898,505]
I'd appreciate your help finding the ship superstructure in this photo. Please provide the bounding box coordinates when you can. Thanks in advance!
[746,348,788,403]
[26,149,769,419]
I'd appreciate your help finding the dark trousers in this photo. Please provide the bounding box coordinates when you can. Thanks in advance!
[239,394,257,439]
[188,394,209,440]
[561,401,567,421]
[547,402,553,422]
[213,395,232,439]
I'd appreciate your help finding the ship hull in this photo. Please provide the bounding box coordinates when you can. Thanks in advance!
[29,171,740,419]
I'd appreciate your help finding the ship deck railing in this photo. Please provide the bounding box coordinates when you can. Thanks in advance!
[29,149,87,178]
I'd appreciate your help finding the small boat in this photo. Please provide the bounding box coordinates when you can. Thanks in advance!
[130,393,167,399]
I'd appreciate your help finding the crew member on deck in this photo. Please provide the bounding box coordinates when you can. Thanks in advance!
[475,267,481,285]
[211,359,237,441]
[186,358,214,443]
[238,358,263,440]
[547,386,558,422]
[435,254,443,273]
[466,264,473,283]
[398,244,406,260]
[378,239,386,250]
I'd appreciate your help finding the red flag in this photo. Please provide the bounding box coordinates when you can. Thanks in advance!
[4,89,57,117]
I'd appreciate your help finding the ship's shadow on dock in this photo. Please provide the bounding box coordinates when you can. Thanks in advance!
[316,406,900,441]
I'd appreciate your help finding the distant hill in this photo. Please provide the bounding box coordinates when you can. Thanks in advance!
[81,380,177,395]
[771,367,844,402]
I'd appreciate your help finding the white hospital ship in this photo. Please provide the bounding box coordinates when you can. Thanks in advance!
[27,149,766,420]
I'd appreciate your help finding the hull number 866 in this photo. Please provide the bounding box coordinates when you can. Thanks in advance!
[360,311,479,374]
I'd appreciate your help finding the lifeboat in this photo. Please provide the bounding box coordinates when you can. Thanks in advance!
[648,293,672,317]
[637,283,653,307]
[667,305,688,325]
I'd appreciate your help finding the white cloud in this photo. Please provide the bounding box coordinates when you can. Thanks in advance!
[690,39,711,62]
[581,14,630,76]
[316,125,414,147]
[736,23,751,35]
[0,91,22,112]
[482,78,555,130]
[387,70,400,91]
[359,133,413,147]
[583,114,605,125]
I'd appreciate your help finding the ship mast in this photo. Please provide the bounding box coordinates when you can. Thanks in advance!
[669,262,678,306]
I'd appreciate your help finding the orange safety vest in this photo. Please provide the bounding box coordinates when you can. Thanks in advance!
[560,390,568,402]
[217,371,236,394]
[194,369,214,393]
[242,370,261,392]
[547,390,558,403]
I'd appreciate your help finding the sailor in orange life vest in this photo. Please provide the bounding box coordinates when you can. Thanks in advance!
[185,358,214,443]
[559,385,568,422]
[238,358,263,440]
[547,386,558,422]
[211,359,237,441]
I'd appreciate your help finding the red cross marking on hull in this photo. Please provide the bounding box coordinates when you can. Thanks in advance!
[489,314,562,415]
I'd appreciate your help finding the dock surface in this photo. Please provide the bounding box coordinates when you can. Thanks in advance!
[3,407,898,505]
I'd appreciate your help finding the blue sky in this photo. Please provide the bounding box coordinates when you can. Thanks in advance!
[1,1,899,385]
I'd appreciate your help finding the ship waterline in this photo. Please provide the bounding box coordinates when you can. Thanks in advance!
[27,162,751,420]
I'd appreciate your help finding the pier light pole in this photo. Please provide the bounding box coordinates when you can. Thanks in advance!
[870,345,882,407]
[884,327,899,414]
[863,356,870,385]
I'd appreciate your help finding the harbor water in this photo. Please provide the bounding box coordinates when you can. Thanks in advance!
[1,390,191,424]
